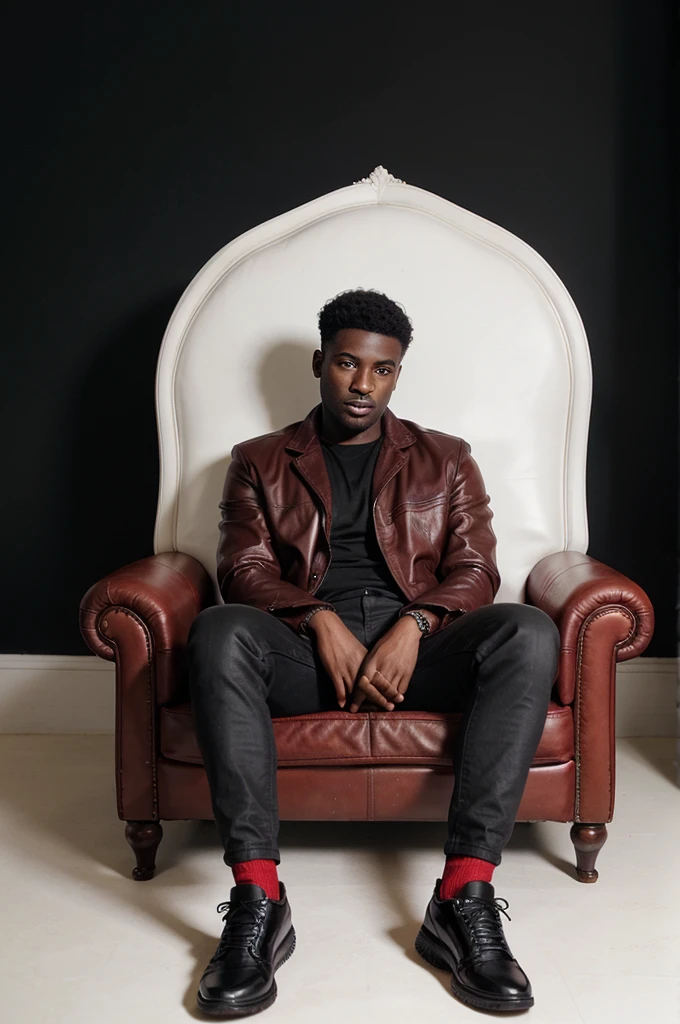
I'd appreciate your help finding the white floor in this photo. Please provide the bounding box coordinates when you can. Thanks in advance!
[1,737,679,1024]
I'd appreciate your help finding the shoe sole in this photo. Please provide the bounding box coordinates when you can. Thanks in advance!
[196,926,296,1018]
[415,926,534,1012]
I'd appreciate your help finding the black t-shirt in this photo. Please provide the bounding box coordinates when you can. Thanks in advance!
[315,434,407,605]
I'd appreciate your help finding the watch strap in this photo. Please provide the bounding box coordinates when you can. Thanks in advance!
[403,609,431,636]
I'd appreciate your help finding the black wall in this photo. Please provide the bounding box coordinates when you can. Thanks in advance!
[3,1,677,656]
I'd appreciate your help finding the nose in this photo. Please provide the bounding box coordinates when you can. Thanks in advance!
[351,374,373,395]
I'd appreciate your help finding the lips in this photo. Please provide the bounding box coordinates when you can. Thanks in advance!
[344,401,374,416]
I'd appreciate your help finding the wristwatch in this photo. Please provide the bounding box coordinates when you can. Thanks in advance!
[402,609,431,637]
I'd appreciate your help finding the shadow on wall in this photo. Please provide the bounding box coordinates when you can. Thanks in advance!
[191,335,325,552]
[67,302,326,653]
[152,334,324,612]
[253,337,323,436]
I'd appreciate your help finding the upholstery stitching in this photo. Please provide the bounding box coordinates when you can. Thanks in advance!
[574,604,636,821]
[98,606,158,822]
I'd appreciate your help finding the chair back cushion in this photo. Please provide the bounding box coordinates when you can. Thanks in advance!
[154,167,592,603]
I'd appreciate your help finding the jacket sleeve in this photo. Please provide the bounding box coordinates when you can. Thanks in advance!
[216,445,336,634]
[398,440,501,634]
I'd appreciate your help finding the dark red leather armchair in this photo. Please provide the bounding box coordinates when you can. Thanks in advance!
[79,549,653,883]
[80,168,656,885]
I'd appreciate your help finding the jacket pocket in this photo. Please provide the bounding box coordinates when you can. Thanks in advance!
[388,493,447,522]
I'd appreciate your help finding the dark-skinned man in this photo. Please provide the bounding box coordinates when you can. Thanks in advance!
[188,288,560,1016]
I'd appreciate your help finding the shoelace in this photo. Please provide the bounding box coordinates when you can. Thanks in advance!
[454,895,514,965]
[209,898,268,962]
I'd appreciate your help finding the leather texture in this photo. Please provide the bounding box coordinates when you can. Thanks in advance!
[416,879,533,1011]
[526,550,654,704]
[197,882,295,1016]
[79,544,655,831]
[78,532,652,831]
[156,758,577,824]
[79,551,215,820]
[160,701,574,768]
[526,550,655,822]
[217,402,501,635]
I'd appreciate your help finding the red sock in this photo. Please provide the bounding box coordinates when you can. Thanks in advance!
[232,859,280,901]
[439,855,495,900]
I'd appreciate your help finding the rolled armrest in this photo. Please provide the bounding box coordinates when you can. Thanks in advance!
[79,551,215,704]
[526,551,654,705]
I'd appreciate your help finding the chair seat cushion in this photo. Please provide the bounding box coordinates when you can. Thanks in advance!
[160,700,574,768]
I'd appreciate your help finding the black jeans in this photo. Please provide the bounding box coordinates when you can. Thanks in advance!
[187,589,560,868]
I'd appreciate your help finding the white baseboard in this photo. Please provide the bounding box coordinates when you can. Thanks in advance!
[0,654,676,737]
[0,655,115,734]
[614,657,677,737]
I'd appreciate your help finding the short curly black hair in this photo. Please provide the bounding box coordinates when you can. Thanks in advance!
[318,288,413,355]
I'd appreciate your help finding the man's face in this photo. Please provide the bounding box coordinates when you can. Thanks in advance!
[312,328,403,436]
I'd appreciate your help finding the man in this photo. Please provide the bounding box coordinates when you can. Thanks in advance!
[187,288,560,1017]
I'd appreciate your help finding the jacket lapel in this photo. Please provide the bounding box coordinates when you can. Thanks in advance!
[285,403,417,539]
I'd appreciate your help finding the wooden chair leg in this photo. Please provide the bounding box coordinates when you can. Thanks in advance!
[570,823,607,882]
[125,821,163,880]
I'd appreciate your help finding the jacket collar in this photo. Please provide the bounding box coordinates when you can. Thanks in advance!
[285,402,417,454]
[285,403,417,537]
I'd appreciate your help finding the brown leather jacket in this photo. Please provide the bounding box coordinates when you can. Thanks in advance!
[216,402,501,636]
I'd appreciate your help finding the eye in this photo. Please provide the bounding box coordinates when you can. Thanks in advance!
[339,361,391,374]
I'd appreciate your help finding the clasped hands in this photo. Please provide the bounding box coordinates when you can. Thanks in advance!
[310,611,425,713]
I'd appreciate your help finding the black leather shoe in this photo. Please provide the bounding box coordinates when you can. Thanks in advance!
[197,882,296,1018]
[415,879,534,1012]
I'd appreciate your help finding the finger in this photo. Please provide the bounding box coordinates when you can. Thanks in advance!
[332,677,347,708]
[340,673,360,707]
[348,687,367,713]
[348,675,374,713]
[396,674,411,695]
[372,669,404,702]
[356,661,398,700]
[350,675,394,712]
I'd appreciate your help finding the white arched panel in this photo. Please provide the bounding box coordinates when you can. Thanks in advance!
[154,167,592,605]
